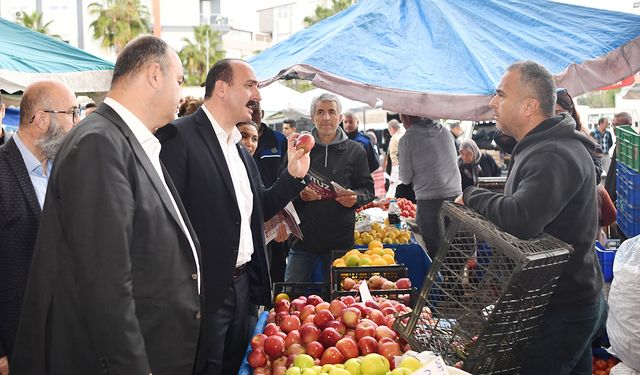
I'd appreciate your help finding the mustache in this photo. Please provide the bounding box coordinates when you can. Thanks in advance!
[247,100,259,111]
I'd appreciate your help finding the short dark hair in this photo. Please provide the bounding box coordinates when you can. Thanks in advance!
[598,117,608,125]
[85,102,97,109]
[507,61,556,117]
[283,119,296,128]
[236,121,259,131]
[111,35,169,88]
[203,58,242,99]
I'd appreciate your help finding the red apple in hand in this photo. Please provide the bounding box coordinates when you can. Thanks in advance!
[295,132,315,153]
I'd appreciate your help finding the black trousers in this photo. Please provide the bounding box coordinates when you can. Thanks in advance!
[197,272,251,375]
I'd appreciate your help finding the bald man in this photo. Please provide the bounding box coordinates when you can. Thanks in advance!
[0,80,77,374]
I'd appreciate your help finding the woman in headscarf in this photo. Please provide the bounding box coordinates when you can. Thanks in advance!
[458,139,501,190]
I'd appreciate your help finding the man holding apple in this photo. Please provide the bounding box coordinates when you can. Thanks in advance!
[284,93,374,282]
[157,58,310,375]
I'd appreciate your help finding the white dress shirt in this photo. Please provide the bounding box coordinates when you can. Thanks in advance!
[104,98,201,293]
[201,106,255,268]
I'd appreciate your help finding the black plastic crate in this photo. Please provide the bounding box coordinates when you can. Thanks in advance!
[393,202,573,374]
[272,282,330,302]
[331,287,418,307]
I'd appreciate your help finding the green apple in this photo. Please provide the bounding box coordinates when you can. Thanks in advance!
[398,357,422,371]
[313,365,323,374]
[389,368,412,375]
[321,364,336,373]
[302,369,318,375]
[360,353,390,375]
[329,368,352,375]
[343,358,362,375]
[294,354,316,370]
[286,367,302,375]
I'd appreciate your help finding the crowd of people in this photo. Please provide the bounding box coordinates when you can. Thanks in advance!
[0,34,631,375]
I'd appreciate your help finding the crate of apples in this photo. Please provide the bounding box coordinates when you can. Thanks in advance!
[248,294,418,374]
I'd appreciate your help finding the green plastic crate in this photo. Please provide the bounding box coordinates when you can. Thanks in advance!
[615,125,640,172]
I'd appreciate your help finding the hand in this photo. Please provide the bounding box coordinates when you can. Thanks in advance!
[274,223,289,243]
[286,132,311,179]
[300,186,321,202]
[0,355,9,375]
[335,193,357,208]
[454,194,465,205]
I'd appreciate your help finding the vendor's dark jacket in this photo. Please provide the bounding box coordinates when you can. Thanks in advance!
[346,129,380,173]
[292,128,374,253]
[254,123,287,187]
[464,113,603,308]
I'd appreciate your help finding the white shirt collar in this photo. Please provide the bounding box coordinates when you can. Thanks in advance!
[201,105,242,146]
[104,97,158,148]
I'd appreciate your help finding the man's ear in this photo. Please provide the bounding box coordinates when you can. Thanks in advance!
[147,62,162,89]
[214,80,226,98]
[523,98,539,117]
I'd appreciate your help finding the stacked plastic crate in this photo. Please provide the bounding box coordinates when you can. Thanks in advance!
[615,125,640,237]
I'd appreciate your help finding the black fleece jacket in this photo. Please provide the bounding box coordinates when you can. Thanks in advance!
[464,113,603,308]
[292,127,374,253]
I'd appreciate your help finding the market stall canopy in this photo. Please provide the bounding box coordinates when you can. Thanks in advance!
[248,0,640,120]
[0,17,114,94]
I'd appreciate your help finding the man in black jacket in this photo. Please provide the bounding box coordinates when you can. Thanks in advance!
[457,61,605,374]
[158,58,309,375]
[285,93,374,282]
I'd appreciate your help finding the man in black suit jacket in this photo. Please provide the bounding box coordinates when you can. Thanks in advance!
[12,36,203,375]
[158,58,309,375]
[0,79,77,375]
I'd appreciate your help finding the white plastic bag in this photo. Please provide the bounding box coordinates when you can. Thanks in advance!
[607,235,640,371]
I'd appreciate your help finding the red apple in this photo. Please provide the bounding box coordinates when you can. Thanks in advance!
[315,301,330,312]
[303,314,315,325]
[342,307,361,328]
[299,305,316,321]
[342,277,356,291]
[344,328,357,341]
[284,330,301,348]
[274,299,291,313]
[291,298,307,311]
[253,366,271,375]
[341,295,356,306]
[358,336,379,355]
[381,280,396,290]
[295,132,315,153]
[382,307,396,316]
[273,365,287,375]
[281,315,301,333]
[378,341,402,368]
[375,325,397,341]
[368,276,384,290]
[299,323,321,344]
[272,355,288,370]
[305,341,324,359]
[365,299,381,310]
[319,327,342,348]
[267,311,276,323]
[251,333,267,350]
[385,315,396,328]
[351,303,367,317]
[248,348,268,368]
[275,331,287,340]
[313,309,334,329]
[287,343,306,357]
[395,278,411,290]
[306,294,324,306]
[325,320,346,336]
[355,320,377,341]
[329,299,347,318]
[275,311,290,325]
[368,309,386,327]
[263,322,280,336]
[320,347,345,366]
[335,337,359,360]
[378,337,394,345]
[264,335,285,359]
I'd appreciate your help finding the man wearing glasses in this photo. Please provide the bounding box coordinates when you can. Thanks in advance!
[0,79,77,375]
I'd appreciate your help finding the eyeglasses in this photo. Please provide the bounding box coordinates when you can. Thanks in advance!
[30,107,80,124]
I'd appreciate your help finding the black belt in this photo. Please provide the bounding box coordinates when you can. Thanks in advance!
[233,264,247,278]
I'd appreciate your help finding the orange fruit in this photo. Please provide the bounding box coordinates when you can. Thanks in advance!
[368,240,383,250]
[382,254,395,265]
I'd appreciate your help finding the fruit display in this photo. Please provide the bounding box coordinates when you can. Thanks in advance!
[354,225,412,246]
[340,275,411,292]
[248,294,423,374]
[355,198,416,219]
[332,247,397,268]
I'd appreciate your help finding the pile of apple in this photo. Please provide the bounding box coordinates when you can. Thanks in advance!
[341,275,411,292]
[248,294,419,374]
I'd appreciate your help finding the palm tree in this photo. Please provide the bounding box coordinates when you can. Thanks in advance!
[15,10,60,38]
[179,25,226,86]
[304,0,354,27]
[88,0,151,53]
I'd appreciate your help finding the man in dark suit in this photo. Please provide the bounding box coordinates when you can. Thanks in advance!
[0,80,77,375]
[158,58,310,375]
[12,36,203,375]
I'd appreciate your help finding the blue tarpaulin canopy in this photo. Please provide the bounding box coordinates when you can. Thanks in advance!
[0,17,114,94]
[249,0,640,120]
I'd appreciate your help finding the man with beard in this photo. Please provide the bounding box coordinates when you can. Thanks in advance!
[12,36,203,375]
[158,58,310,375]
[457,61,605,374]
[0,80,77,375]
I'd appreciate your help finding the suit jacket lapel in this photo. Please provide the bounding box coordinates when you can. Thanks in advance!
[194,109,238,204]
[95,104,190,240]
[4,138,41,219]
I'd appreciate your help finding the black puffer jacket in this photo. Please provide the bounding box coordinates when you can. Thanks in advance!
[464,113,603,308]
[292,127,374,253]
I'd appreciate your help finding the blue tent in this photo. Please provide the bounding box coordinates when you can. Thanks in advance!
[249,0,640,120]
[0,17,114,94]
